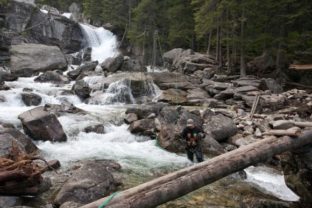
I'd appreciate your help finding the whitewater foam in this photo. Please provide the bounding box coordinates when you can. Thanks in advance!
[245,166,300,201]
[80,24,118,63]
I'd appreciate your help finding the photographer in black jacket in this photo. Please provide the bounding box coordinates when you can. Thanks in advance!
[181,119,205,162]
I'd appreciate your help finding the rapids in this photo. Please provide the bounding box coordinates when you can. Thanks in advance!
[0,12,300,205]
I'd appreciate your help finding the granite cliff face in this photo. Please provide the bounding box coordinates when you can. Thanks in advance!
[4,0,85,53]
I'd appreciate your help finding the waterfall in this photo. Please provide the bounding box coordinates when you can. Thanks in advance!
[79,23,118,63]
[87,78,161,105]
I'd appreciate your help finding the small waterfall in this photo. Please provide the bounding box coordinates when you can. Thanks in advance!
[102,79,136,104]
[88,78,161,105]
[79,24,118,63]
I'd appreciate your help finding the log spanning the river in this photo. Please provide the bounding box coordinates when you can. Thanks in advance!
[81,131,312,208]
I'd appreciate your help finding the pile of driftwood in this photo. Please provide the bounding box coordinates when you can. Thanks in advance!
[0,142,51,195]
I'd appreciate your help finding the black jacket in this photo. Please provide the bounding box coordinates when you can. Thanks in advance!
[181,126,204,147]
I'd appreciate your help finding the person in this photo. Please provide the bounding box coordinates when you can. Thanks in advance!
[181,119,205,162]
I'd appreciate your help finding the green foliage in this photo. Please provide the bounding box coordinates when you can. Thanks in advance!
[0,0,8,6]
[39,0,312,65]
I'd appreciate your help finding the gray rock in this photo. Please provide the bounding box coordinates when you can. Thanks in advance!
[247,51,275,74]
[234,86,259,93]
[232,77,261,88]
[10,44,67,77]
[101,54,123,72]
[21,92,42,106]
[203,110,238,142]
[60,201,82,208]
[6,1,84,53]
[35,71,69,84]
[0,131,38,158]
[76,61,98,73]
[67,68,82,80]
[214,89,234,100]
[157,107,204,153]
[120,57,143,72]
[0,196,22,208]
[0,85,10,91]
[18,107,67,142]
[40,5,60,15]
[0,70,18,82]
[128,119,156,137]
[260,78,283,93]
[0,95,5,102]
[150,72,194,90]
[0,124,38,157]
[125,104,166,119]
[55,160,121,205]
[157,88,188,105]
[163,48,216,73]
[83,124,105,134]
[202,79,232,90]
[124,113,138,124]
[72,80,91,100]
[186,88,210,104]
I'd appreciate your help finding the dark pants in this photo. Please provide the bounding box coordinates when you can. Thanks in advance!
[186,146,203,162]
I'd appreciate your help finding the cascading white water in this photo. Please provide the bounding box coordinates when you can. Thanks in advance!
[245,166,300,201]
[37,104,190,172]
[95,79,136,104]
[79,23,118,63]
[86,78,162,105]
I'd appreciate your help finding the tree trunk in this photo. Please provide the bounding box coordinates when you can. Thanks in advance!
[226,8,231,73]
[216,25,220,62]
[81,131,312,208]
[128,0,132,30]
[207,31,212,55]
[218,26,222,69]
[240,8,246,77]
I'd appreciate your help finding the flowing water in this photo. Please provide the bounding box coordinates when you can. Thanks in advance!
[79,23,118,63]
[0,13,300,206]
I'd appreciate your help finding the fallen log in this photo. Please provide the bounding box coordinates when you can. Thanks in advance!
[0,169,28,183]
[263,127,302,137]
[81,131,312,208]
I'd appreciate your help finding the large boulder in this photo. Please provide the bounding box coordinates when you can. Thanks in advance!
[163,48,216,74]
[18,107,67,142]
[101,54,123,72]
[150,72,194,90]
[186,88,210,105]
[247,51,275,74]
[55,160,122,206]
[128,119,156,137]
[157,88,188,105]
[156,107,204,153]
[202,110,238,142]
[119,57,142,72]
[34,71,69,84]
[0,123,38,158]
[10,44,67,77]
[5,0,85,53]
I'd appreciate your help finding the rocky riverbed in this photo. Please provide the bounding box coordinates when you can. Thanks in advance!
[0,1,311,208]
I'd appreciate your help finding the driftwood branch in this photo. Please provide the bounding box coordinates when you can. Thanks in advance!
[263,127,302,137]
